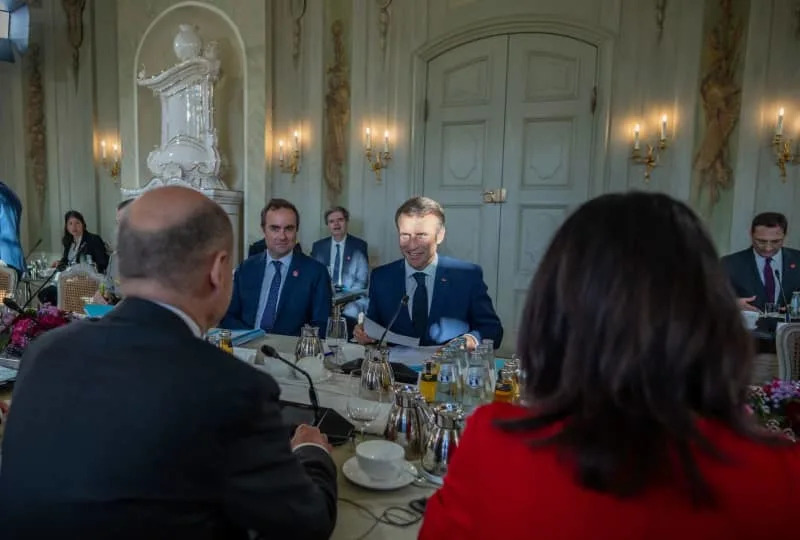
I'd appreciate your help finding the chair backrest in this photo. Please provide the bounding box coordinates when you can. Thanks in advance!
[57,263,103,313]
[776,323,800,380]
[0,262,17,303]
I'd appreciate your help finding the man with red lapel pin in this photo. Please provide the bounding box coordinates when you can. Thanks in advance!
[222,199,332,336]
[354,196,502,350]
[722,212,800,312]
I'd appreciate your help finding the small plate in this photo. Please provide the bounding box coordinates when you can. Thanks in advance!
[342,456,418,491]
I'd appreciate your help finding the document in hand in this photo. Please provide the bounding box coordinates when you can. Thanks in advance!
[363,317,420,348]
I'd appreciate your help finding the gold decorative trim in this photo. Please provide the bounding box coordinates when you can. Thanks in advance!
[290,0,307,70]
[378,0,393,57]
[62,0,87,88]
[26,44,47,218]
[324,20,350,202]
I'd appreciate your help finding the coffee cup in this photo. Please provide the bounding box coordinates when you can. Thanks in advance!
[741,310,759,330]
[355,440,405,481]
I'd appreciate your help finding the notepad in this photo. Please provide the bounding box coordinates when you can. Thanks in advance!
[84,304,114,318]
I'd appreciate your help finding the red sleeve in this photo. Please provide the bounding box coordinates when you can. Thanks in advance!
[419,404,496,539]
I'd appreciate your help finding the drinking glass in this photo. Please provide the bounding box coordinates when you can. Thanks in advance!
[325,316,348,371]
[764,302,781,318]
[346,369,389,443]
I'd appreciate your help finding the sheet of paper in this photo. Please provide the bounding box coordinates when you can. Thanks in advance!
[363,317,420,348]
[388,345,441,367]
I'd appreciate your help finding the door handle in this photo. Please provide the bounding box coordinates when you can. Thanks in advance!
[482,189,507,204]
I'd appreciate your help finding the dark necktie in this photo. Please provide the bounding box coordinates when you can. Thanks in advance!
[764,257,775,304]
[333,244,341,285]
[412,272,428,339]
[260,260,283,332]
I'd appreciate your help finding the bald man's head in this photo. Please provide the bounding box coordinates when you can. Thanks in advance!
[117,187,233,293]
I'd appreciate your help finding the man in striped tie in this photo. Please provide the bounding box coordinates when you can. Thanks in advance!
[222,199,332,336]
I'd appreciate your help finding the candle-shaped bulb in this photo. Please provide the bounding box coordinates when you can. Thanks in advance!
[383,130,389,153]
[777,108,785,137]
[293,130,299,151]
[278,140,285,162]
[660,115,667,141]
[100,140,107,159]
[365,127,372,150]
[112,143,119,156]
[633,123,641,151]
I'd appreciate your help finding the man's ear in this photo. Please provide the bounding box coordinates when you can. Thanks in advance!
[209,250,228,290]
[436,226,446,246]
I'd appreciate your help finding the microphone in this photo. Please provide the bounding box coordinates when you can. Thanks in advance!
[20,263,60,311]
[775,269,791,323]
[377,294,409,349]
[3,298,23,314]
[260,344,320,426]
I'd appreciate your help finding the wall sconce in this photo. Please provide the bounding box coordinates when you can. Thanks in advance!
[365,127,391,182]
[630,115,669,182]
[278,130,301,180]
[98,138,121,182]
[773,107,798,180]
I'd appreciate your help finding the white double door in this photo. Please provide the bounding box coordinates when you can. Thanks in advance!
[423,34,598,355]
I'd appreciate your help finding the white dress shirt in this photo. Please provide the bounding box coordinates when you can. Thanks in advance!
[67,236,82,264]
[329,235,347,285]
[754,248,783,303]
[155,302,202,338]
[256,251,294,329]
[404,254,437,319]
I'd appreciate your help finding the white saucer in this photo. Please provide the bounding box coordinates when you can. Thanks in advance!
[342,456,418,491]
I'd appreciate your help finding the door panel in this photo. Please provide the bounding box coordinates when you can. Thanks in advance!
[423,35,508,297]
[495,34,598,355]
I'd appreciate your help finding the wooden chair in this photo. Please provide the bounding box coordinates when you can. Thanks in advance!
[751,353,780,384]
[776,323,800,380]
[57,263,103,314]
[0,262,17,303]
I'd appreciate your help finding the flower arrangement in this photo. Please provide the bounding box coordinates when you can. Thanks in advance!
[747,380,800,442]
[0,304,71,357]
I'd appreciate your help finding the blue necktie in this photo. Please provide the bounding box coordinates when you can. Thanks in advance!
[333,244,341,285]
[764,257,775,304]
[412,272,428,339]
[260,260,283,332]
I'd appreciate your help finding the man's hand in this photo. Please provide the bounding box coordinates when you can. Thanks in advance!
[353,323,376,345]
[91,291,109,305]
[291,424,332,453]
[737,296,759,312]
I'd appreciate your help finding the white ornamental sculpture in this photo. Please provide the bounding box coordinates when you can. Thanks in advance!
[136,24,226,190]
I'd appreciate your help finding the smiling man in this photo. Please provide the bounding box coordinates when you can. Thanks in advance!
[722,212,800,311]
[221,199,332,336]
[355,196,502,349]
[310,206,369,291]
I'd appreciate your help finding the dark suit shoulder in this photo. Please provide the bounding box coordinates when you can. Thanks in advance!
[294,251,330,276]
[311,238,328,252]
[438,255,481,273]
[721,248,752,263]
[371,259,404,279]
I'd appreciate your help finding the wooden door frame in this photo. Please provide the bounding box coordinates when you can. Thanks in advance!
[410,16,616,203]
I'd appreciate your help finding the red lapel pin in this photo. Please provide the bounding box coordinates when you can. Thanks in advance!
[441,277,447,283]
[346,256,351,261]
[791,263,797,270]
[292,270,299,277]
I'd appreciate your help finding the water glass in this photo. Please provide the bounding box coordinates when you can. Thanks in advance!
[325,316,348,370]
[764,302,781,318]
[346,369,387,443]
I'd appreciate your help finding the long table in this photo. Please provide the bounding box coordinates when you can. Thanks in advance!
[0,334,434,539]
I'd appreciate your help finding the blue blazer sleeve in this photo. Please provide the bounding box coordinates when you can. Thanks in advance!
[467,266,503,348]
[221,266,251,329]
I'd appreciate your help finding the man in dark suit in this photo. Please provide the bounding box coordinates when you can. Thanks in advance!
[310,206,369,291]
[354,196,503,349]
[222,199,332,337]
[0,187,337,539]
[722,212,800,311]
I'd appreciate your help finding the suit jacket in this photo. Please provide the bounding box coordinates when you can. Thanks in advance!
[0,181,24,275]
[310,235,369,290]
[221,251,332,337]
[0,298,337,540]
[721,247,800,309]
[248,239,302,258]
[58,230,109,273]
[366,255,503,347]
[420,402,800,539]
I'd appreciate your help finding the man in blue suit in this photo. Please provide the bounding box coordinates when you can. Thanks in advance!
[722,212,800,311]
[221,199,332,337]
[0,181,25,277]
[310,206,369,291]
[354,196,503,349]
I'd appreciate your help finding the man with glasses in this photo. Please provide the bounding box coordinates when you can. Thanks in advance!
[722,212,800,311]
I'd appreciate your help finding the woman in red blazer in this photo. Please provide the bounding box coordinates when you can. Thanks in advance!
[420,193,800,539]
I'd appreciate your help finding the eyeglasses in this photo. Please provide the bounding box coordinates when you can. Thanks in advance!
[753,238,784,248]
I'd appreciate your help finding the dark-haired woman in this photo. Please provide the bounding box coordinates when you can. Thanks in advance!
[39,211,109,305]
[420,192,800,539]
